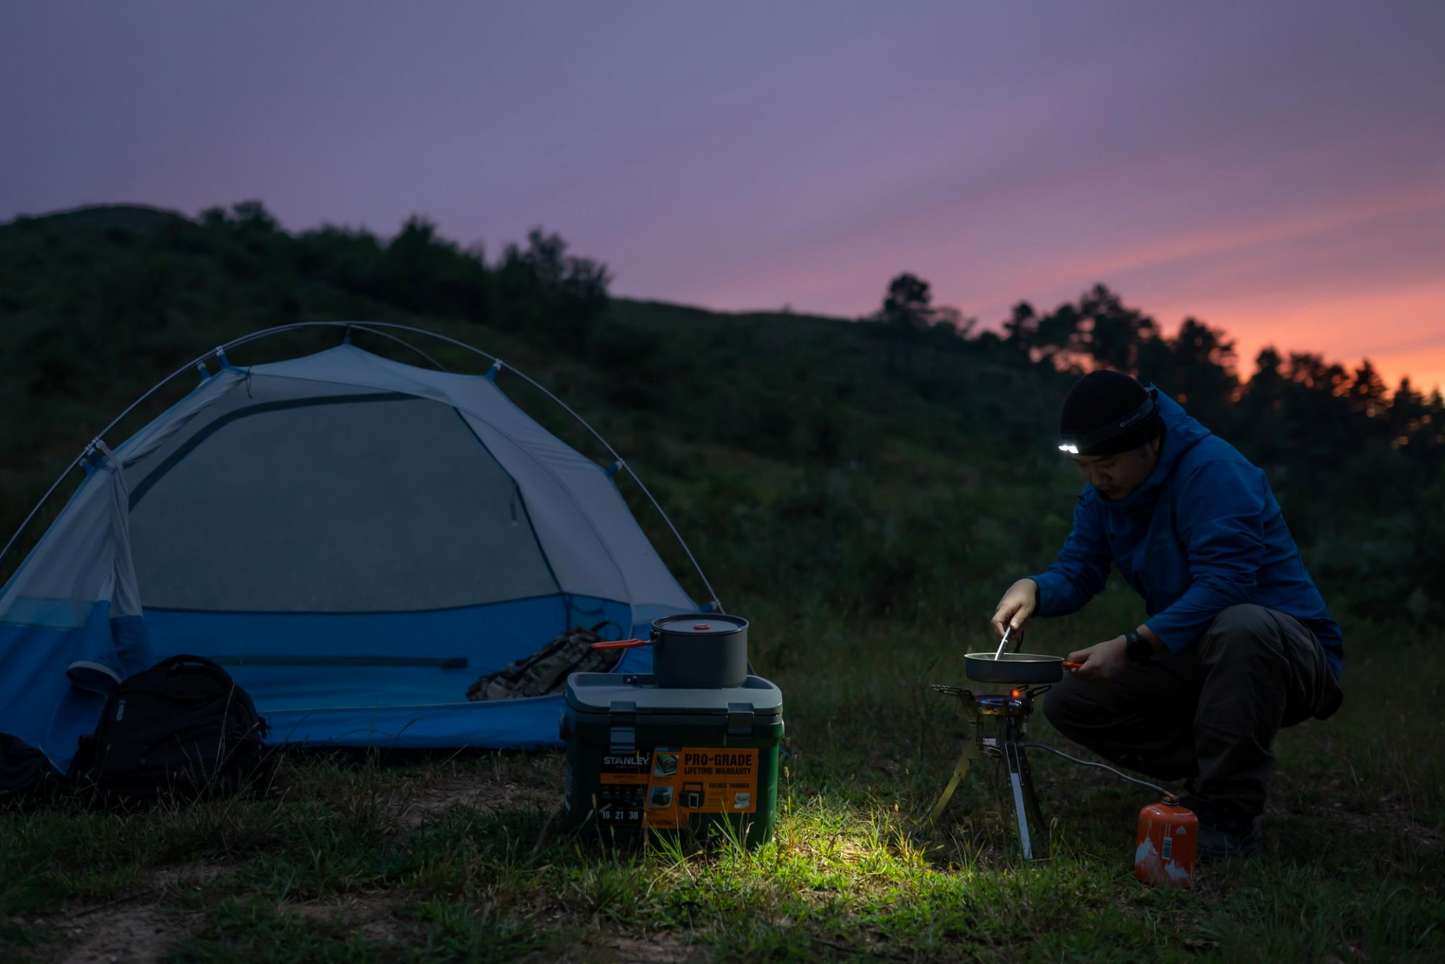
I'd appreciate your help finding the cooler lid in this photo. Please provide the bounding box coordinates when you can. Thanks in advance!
[565,673,782,716]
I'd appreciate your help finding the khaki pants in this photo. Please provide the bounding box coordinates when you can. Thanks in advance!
[1042,604,1342,822]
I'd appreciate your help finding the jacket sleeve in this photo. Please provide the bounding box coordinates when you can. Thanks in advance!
[1028,495,1112,616]
[1144,459,1266,652]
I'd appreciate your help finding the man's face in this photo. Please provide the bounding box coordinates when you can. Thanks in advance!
[1069,438,1161,500]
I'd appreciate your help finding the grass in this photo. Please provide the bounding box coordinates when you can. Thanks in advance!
[3,609,1442,962]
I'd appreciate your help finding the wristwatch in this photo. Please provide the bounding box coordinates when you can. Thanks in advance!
[1124,630,1152,665]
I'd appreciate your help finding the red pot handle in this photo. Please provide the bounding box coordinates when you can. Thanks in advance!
[591,638,650,650]
[1063,660,1084,670]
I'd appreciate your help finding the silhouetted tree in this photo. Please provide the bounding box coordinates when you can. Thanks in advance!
[1074,284,1158,372]
[230,201,278,235]
[1159,317,1237,423]
[1347,360,1389,418]
[1002,301,1037,353]
[882,274,933,332]
[1032,303,1084,369]
[1235,346,1288,464]
[1285,352,1348,394]
[1250,346,1285,397]
[878,273,933,373]
[1388,377,1427,445]
[494,228,611,349]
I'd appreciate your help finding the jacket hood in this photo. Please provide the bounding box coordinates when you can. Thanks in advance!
[1087,387,1211,515]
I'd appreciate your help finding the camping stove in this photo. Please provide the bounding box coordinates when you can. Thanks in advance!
[927,683,1197,877]
[927,684,1049,860]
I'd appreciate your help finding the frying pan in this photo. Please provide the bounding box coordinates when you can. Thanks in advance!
[965,622,1084,683]
[963,652,1084,684]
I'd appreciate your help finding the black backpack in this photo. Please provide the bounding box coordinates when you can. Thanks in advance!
[70,654,271,806]
[0,733,59,804]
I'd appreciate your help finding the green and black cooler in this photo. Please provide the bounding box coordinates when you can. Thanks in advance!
[561,673,784,847]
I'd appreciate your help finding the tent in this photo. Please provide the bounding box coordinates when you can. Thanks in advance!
[0,324,713,772]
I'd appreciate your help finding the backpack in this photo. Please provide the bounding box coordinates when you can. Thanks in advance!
[69,654,271,806]
[0,733,59,804]
[466,623,623,701]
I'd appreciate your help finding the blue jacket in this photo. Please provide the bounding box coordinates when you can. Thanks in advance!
[1029,390,1343,677]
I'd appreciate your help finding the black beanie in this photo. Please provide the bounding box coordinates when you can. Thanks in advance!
[1059,370,1162,456]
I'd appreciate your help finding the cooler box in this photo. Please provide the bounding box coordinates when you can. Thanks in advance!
[561,673,784,847]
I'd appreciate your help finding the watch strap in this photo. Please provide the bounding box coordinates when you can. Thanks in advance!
[1124,630,1152,665]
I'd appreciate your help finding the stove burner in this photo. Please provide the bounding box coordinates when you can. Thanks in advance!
[928,683,1050,860]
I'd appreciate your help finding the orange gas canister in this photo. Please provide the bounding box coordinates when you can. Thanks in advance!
[1134,797,1197,887]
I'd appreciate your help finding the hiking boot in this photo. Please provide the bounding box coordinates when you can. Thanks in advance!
[1197,815,1262,860]
[1182,795,1263,861]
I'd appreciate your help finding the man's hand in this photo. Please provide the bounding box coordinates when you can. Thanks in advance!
[990,579,1039,640]
[1066,635,1129,681]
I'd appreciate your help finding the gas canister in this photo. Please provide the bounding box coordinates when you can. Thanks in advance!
[1134,797,1197,887]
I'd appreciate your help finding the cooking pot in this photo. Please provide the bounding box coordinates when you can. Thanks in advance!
[591,613,749,688]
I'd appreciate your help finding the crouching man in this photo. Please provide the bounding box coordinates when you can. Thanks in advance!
[991,370,1343,859]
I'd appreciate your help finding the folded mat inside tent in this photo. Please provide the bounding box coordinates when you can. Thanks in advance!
[467,623,622,701]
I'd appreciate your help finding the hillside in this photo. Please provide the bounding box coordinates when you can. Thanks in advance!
[1,202,1440,631]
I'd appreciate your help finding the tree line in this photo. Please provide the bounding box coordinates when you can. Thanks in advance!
[871,271,1444,471]
[198,201,612,349]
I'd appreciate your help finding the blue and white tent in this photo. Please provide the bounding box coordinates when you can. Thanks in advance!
[0,325,709,771]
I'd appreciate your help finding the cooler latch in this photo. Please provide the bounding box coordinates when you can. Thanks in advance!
[727,702,755,736]
[609,700,637,754]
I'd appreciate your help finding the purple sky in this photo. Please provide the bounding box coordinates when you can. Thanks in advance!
[3,1,1443,389]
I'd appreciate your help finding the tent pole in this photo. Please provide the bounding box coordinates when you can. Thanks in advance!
[345,325,448,371]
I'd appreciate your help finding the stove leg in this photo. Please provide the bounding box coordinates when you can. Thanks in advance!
[1004,740,1048,860]
[927,750,974,823]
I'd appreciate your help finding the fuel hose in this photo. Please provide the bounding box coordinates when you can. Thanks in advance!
[1018,743,1177,801]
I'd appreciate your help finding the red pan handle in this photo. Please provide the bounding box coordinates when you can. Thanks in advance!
[1063,660,1084,670]
[590,638,650,650]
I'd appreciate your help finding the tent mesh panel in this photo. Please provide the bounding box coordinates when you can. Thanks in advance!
[128,395,557,612]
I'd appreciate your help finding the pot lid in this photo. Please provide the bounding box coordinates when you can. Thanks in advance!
[654,613,749,635]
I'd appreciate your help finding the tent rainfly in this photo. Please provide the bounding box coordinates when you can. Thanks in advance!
[0,325,711,771]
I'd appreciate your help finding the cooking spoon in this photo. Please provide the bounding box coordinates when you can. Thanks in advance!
[993,625,1013,660]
